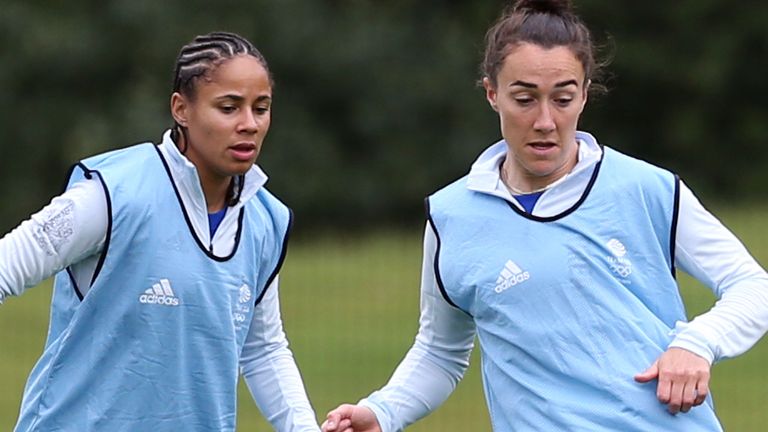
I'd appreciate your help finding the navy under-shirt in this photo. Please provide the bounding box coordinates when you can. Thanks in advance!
[514,191,544,213]
[208,207,228,237]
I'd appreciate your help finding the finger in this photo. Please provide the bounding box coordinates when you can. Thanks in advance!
[337,419,352,430]
[679,383,697,413]
[323,412,341,431]
[694,380,710,406]
[320,420,334,432]
[656,374,672,405]
[666,380,685,414]
[634,361,659,383]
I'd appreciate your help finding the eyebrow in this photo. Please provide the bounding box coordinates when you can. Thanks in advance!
[509,79,579,89]
[215,94,272,102]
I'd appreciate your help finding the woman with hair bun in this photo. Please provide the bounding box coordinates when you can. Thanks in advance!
[322,1,768,430]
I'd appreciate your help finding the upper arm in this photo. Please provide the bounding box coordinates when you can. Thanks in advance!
[239,276,288,372]
[0,178,107,299]
[417,223,476,360]
[674,181,768,297]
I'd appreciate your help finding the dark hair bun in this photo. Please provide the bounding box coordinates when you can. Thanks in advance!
[513,0,573,15]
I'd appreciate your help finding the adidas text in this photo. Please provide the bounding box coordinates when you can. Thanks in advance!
[494,260,530,293]
[139,293,180,306]
[494,271,530,293]
[139,279,180,307]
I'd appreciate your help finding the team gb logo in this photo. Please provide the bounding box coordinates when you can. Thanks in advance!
[239,284,252,304]
[606,238,633,279]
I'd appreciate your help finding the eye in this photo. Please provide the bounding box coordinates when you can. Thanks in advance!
[514,97,534,106]
[254,106,270,115]
[554,96,574,107]
[220,105,237,114]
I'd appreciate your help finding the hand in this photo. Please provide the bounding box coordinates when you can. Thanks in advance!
[321,404,381,432]
[634,347,711,414]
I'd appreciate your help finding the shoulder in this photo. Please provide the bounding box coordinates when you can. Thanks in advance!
[601,146,677,187]
[77,143,161,184]
[245,187,292,238]
[427,174,498,223]
[429,175,471,202]
[603,146,673,175]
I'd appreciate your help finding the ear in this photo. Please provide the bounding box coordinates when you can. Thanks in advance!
[170,92,189,126]
[580,79,591,112]
[482,77,499,112]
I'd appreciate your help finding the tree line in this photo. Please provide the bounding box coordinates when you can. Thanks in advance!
[1,1,766,233]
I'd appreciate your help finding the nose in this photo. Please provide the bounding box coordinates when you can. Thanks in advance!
[533,103,556,133]
[238,110,259,134]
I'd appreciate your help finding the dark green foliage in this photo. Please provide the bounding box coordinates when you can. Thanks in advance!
[1,1,766,233]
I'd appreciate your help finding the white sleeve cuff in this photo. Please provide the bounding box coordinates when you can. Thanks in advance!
[668,320,715,364]
[358,396,397,432]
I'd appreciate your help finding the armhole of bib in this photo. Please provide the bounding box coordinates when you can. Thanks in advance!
[425,198,472,317]
[61,163,113,301]
[669,175,681,278]
[254,208,293,306]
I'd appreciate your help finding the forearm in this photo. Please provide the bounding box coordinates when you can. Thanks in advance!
[672,182,768,362]
[360,336,472,432]
[670,280,768,363]
[243,347,319,431]
[240,280,319,431]
[359,223,476,432]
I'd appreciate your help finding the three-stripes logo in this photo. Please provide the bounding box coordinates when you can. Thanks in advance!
[139,278,180,306]
[494,260,530,293]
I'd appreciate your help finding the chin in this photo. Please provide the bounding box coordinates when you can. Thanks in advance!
[226,163,254,177]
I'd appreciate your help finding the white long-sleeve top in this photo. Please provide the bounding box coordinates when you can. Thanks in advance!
[0,131,320,431]
[360,136,768,432]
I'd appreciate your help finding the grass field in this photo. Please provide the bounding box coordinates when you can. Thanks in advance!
[2,206,768,430]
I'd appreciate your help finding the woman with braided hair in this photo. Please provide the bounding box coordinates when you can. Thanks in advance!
[322,1,768,431]
[0,32,320,431]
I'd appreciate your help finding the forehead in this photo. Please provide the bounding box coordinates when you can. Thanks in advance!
[499,43,584,85]
[198,55,271,95]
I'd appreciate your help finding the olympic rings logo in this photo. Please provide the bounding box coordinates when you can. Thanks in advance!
[610,263,632,278]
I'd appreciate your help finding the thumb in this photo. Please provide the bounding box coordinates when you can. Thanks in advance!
[634,360,659,383]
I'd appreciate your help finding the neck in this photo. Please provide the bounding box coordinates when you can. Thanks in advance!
[501,146,579,195]
[175,130,231,212]
[502,168,569,195]
[199,173,230,213]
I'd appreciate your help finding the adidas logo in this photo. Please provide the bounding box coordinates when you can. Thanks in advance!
[494,260,530,293]
[139,278,180,306]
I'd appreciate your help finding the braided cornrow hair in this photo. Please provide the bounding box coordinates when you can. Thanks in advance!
[170,31,272,206]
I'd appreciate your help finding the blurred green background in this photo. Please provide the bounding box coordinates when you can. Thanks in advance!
[1,0,768,430]
[3,212,768,430]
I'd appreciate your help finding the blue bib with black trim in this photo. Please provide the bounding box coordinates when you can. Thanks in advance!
[428,146,722,431]
[16,143,291,432]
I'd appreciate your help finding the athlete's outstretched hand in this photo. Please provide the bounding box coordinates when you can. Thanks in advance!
[635,347,711,414]
[321,404,381,432]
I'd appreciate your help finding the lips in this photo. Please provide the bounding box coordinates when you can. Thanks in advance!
[229,142,257,161]
[527,141,557,154]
